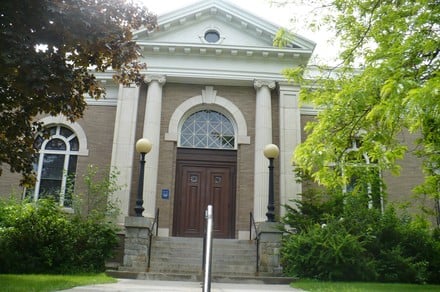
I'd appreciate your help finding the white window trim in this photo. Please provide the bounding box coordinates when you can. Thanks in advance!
[38,115,89,156]
[341,139,384,212]
[165,86,250,145]
[34,127,78,205]
[199,26,225,44]
[27,116,89,207]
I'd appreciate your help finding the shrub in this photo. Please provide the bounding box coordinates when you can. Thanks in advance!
[0,199,74,273]
[0,166,121,274]
[283,189,344,233]
[0,198,119,274]
[282,220,376,281]
[281,191,440,284]
[69,216,119,272]
[370,210,440,284]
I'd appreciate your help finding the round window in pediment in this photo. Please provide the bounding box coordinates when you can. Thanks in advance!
[204,30,220,43]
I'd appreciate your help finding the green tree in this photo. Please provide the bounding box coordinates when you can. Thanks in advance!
[282,1,440,201]
[0,0,156,186]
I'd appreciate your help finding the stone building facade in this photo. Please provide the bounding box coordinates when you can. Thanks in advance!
[0,0,437,242]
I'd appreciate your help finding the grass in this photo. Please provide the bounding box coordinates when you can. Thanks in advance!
[291,279,440,292]
[0,273,117,292]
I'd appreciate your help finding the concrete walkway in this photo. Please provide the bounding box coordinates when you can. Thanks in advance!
[61,279,305,292]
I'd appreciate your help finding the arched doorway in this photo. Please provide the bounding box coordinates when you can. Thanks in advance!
[172,110,237,238]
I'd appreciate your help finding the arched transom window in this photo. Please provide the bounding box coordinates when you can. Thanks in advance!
[32,125,79,207]
[180,110,235,149]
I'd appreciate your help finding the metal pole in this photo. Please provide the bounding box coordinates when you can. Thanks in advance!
[266,157,275,222]
[134,152,146,216]
[203,205,213,292]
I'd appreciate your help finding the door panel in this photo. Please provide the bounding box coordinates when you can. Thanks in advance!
[208,168,231,238]
[173,149,236,238]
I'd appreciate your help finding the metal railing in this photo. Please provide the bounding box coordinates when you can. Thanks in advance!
[202,205,213,292]
[147,208,159,271]
[249,212,260,274]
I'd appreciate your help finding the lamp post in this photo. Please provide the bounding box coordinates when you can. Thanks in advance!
[135,138,152,217]
[264,144,279,222]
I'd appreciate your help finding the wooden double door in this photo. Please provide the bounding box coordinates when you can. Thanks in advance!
[173,148,236,238]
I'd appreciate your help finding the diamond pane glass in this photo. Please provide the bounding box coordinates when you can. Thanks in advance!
[180,110,235,149]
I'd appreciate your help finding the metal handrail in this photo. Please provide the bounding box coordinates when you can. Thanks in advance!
[203,205,213,292]
[147,208,159,271]
[249,212,260,274]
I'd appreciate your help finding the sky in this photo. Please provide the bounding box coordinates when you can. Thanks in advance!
[137,0,340,65]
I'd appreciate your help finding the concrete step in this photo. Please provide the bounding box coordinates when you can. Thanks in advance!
[148,236,257,275]
[106,270,294,284]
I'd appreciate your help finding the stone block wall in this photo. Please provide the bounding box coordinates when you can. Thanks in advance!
[121,216,152,272]
[257,222,283,276]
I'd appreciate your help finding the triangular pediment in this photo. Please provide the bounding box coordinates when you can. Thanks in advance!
[134,0,315,52]
[131,0,316,85]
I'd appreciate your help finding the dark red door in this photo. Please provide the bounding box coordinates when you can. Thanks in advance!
[173,149,236,238]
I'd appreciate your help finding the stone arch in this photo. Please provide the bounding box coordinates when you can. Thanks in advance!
[165,86,250,145]
[37,115,89,156]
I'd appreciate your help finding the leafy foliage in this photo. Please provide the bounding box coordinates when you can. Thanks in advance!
[70,165,122,220]
[0,165,122,274]
[0,0,157,185]
[281,192,440,283]
[284,1,440,201]
[283,187,344,233]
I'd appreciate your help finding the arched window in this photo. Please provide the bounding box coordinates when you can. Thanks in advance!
[31,125,79,207]
[180,110,236,149]
[342,137,383,211]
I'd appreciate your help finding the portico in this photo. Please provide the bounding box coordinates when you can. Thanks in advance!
[109,0,314,239]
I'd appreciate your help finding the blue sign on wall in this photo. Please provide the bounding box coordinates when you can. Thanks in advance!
[161,189,170,200]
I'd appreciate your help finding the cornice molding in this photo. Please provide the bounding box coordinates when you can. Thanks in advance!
[138,42,311,59]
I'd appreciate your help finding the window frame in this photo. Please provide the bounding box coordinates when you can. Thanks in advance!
[341,137,384,212]
[204,29,221,43]
[179,109,237,150]
[29,124,81,207]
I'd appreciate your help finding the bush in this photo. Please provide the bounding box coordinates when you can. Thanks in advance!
[281,192,440,284]
[0,198,118,274]
[282,221,376,281]
[283,189,344,233]
[0,199,74,273]
[0,166,121,274]
[371,210,440,284]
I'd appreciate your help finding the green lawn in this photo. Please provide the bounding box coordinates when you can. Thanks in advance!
[0,273,116,292]
[291,279,440,292]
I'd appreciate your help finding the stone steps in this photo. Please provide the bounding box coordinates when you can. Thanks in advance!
[106,270,295,285]
[148,237,257,276]
[111,222,292,284]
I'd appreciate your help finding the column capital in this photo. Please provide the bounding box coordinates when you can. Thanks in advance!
[254,80,276,90]
[144,75,166,85]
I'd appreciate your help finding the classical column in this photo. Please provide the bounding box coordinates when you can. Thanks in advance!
[110,84,141,225]
[142,75,166,218]
[253,80,276,222]
[278,84,302,217]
